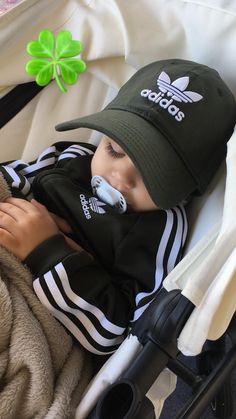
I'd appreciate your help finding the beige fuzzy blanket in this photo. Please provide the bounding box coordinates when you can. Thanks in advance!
[0,174,92,419]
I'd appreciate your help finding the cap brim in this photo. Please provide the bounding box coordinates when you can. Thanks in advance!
[55,109,196,209]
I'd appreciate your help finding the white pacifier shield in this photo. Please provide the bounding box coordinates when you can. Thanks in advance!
[91,176,127,213]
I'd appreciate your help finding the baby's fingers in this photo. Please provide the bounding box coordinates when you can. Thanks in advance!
[50,213,72,233]
[30,198,48,212]
[31,199,72,233]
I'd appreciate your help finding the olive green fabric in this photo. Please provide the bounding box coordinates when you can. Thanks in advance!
[56,59,236,209]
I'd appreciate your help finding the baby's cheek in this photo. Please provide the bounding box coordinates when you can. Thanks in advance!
[136,187,158,211]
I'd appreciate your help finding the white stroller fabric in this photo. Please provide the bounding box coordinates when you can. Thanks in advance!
[1,0,236,418]
[164,130,236,355]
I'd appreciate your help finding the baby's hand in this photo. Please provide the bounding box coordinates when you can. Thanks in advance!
[47,210,84,253]
[0,197,59,260]
[31,200,85,253]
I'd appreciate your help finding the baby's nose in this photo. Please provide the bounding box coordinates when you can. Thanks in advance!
[111,157,136,190]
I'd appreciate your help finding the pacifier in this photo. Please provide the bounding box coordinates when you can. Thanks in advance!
[91,175,127,214]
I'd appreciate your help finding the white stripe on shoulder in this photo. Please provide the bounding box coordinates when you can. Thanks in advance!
[167,206,186,272]
[135,209,174,307]
[132,206,187,322]
[21,157,56,176]
[58,144,94,160]
[131,301,152,322]
[69,144,94,154]
[6,160,28,169]
[180,204,188,244]
[4,166,31,195]
[37,146,57,162]
[58,152,86,160]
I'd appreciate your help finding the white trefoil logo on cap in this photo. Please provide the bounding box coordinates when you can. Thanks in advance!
[140,71,203,122]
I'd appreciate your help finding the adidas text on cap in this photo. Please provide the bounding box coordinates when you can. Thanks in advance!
[56,59,236,209]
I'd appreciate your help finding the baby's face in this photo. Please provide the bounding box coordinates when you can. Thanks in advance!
[91,136,157,212]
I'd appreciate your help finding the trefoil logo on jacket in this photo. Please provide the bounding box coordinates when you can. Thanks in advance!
[89,197,106,214]
[140,71,203,122]
[80,194,106,219]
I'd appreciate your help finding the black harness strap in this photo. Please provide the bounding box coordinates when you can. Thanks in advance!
[0,82,44,129]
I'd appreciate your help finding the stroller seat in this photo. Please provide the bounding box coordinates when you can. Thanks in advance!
[1,1,236,418]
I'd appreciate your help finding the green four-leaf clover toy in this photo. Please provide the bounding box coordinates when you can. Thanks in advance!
[25,30,86,93]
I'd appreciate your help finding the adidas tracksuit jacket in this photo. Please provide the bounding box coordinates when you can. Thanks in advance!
[0,141,187,354]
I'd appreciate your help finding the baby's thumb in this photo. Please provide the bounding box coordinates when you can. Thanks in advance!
[30,198,45,209]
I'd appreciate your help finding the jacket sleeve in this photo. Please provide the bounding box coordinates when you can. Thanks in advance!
[24,234,132,355]
[24,204,188,355]
[0,142,95,199]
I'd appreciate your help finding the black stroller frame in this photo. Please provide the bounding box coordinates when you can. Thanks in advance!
[88,288,236,419]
